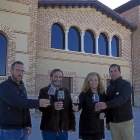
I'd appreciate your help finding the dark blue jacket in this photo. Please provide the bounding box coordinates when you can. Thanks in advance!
[0,77,39,129]
[106,76,133,123]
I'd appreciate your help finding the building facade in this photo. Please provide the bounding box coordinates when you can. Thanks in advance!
[0,0,140,106]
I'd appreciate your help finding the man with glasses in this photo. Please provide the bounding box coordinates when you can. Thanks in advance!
[0,61,50,140]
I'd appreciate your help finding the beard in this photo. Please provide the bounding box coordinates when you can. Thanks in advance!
[12,73,22,83]
[51,79,62,88]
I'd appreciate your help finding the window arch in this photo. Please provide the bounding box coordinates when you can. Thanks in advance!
[51,23,65,50]
[0,33,7,76]
[111,36,119,57]
[98,33,108,55]
[84,30,95,54]
[68,27,81,52]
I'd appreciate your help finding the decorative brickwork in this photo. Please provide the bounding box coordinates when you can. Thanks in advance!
[37,7,132,62]
[26,0,38,95]
[133,25,140,106]
[38,55,130,68]
[15,51,29,54]
[2,1,35,96]
[7,0,29,5]
[1,0,137,105]
[119,6,140,106]
[36,5,133,97]
[7,0,20,2]
[0,8,29,16]
[13,30,30,35]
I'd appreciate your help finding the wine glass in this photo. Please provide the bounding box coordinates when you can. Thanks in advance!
[48,86,56,105]
[71,94,80,106]
[57,90,65,109]
[93,94,99,111]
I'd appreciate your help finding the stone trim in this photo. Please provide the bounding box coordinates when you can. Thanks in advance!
[13,30,30,35]
[0,8,29,16]
[38,55,130,68]
[16,51,29,54]
[7,0,29,5]
[38,48,128,61]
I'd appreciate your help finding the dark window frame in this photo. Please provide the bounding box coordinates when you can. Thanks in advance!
[68,27,81,52]
[98,33,108,56]
[0,33,7,76]
[84,30,95,54]
[112,36,119,57]
[51,23,65,50]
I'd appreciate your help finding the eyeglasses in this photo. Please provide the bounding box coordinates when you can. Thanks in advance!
[15,69,25,73]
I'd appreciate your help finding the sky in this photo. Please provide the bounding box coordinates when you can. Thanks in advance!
[98,0,131,9]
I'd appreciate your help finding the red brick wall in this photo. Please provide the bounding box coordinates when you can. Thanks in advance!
[36,5,133,94]
[25,0,38,95]
[0,0,38,96]
[0,0,135,101]
[121,6,140,26]
[120,6,140,106]
[37,6,132,60]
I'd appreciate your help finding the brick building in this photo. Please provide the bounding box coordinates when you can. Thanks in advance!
[0,0,140,106]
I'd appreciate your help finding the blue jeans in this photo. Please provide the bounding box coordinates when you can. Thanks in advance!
[41,130,68,140]
[0,127,28,140]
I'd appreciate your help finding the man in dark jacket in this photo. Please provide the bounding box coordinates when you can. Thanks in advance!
[0,61,49,140]
[38,69,76,140]
[95,64,135,140]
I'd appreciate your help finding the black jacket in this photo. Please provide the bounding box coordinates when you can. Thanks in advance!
[0,77,39,129]
[78,89,106,140]
[106,76,133,123]
[38,85,76,132]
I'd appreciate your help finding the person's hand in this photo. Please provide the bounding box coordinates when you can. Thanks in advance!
[95,102,107,110]
[106,123,110,130]
[99,112,105,119]
[68,130,74,133]
[26,127,32,136]
[39,99,50,107]
[54,101,63,110]
[72,105,78,112]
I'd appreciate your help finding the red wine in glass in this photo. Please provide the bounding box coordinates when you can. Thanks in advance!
[57,90,64,109]
[93,94,99,111]
[58,98,64,101]
[71,94,80,106]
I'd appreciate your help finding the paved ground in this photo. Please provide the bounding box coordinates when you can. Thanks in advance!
[29,107,140,140]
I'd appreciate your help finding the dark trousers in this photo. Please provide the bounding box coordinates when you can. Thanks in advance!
[41,130,68,140]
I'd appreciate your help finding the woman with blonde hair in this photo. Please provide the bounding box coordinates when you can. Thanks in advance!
[78,72,106,140]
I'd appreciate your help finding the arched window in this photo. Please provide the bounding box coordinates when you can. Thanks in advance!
[98,33,108,55]
[51,23,65,50]
[84,30,95,54]
[68,27,81,52]
[0,33,7,76]
[111,36,119,57]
